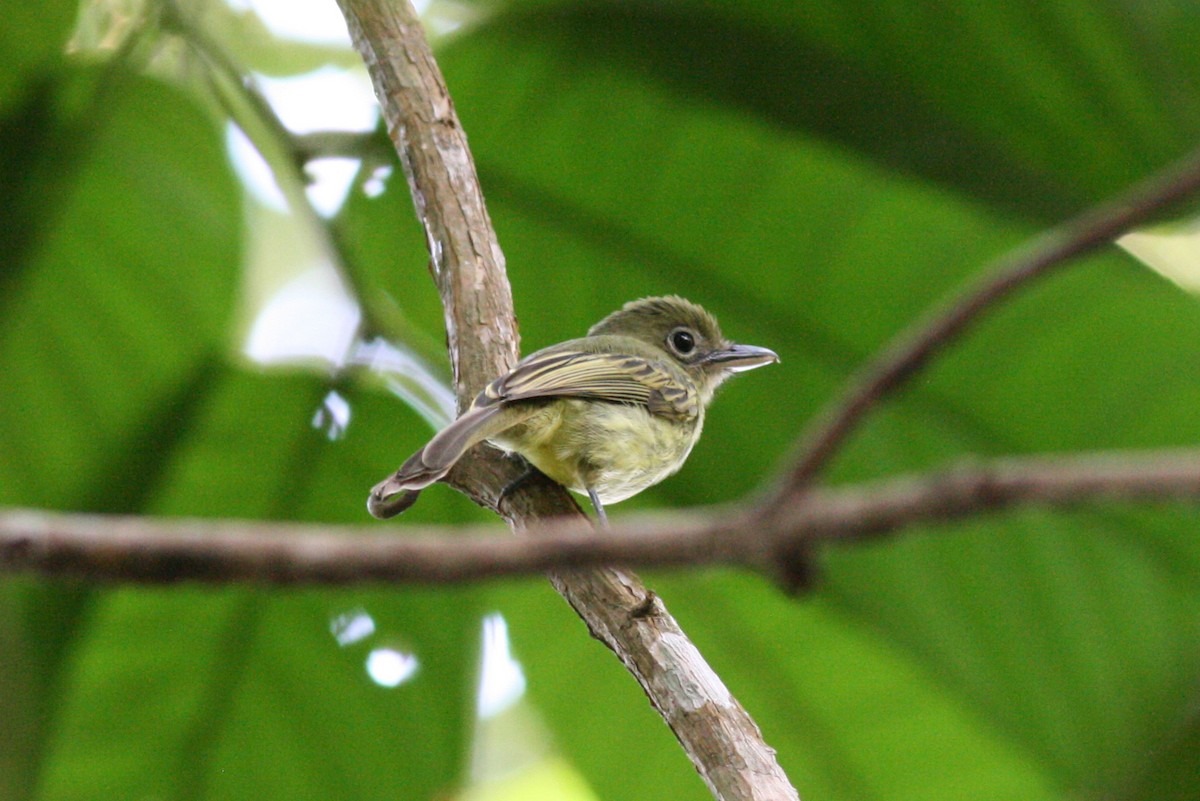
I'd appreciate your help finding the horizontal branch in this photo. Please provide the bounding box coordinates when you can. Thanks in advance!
[4,448,1200,587]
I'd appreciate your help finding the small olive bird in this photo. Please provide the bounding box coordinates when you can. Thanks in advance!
[367,296,778,524]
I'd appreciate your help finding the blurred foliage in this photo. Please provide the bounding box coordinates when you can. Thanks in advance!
[2,0,1200,800]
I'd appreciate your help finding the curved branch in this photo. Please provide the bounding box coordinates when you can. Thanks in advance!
[774,145,1200,502]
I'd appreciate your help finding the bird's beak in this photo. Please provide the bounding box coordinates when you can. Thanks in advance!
[704,343,780,372]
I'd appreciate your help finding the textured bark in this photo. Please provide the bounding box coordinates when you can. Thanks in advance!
[337,0,517,396]
[335,1,800,798]
[9,446,1200,585]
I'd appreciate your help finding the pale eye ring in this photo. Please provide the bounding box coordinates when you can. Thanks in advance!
[669,328,696,355]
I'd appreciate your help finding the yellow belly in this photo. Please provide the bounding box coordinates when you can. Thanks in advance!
[488,399,702,505]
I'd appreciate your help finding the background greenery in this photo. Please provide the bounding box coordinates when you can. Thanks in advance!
[3,0,1200,799]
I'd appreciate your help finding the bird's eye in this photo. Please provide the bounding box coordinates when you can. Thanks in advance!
[669,328,696,355]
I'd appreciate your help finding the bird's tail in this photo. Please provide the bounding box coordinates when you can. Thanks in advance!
[367,450,440,519]
[367,404,529,519]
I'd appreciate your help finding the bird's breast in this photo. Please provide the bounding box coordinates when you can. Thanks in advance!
[488,399,703,505]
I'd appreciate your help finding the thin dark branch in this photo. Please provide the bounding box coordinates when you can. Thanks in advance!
[6,448,1200,586]
[789,447,1200,540]
[774,145,1200,502]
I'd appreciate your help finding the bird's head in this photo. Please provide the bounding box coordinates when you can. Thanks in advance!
[588,295,778,401]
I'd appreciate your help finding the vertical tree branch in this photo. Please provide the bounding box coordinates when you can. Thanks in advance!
[334,1,800,798]
[336,0,517,394]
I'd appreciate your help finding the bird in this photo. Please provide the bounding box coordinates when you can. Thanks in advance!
[367,296,778,525]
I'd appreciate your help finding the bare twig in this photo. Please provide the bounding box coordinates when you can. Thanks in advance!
[5,448,1200,585]
[774,145,1200,502]
[334,2,799,798]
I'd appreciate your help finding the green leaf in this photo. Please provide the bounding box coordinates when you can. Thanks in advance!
[0,62,479,801]
[0,63,242,800]
[0,67,241,511]
[9,2,1200,800]
[0,0,77,114]
[36,581,479,801]
[411,4,1200,799]
[20,368,487,801]
[461,0,1200,220]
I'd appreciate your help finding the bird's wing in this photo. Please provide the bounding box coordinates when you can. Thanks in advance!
[475,349,698,420]
[369,350,698,518]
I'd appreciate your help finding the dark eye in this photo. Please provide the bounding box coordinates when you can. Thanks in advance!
[669,328,696,355]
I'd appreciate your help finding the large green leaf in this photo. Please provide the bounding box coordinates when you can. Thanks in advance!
[464,0,1200,220]
[0,62,242,800]
[29,372,486,801]
[0,62,481,800]
[7,1,1200,800]
[0,69,239,510]
[403,4,1200,799]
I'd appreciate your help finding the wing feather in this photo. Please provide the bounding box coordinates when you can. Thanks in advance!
[473,349,697,420]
